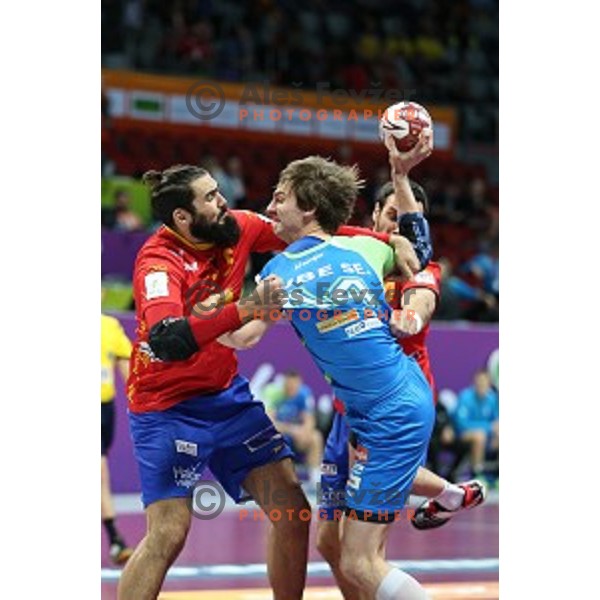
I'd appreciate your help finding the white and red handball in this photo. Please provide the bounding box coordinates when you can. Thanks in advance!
[379,101,433,151]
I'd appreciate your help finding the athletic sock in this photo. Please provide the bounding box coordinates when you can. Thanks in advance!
[375,568,429,599]
[103,518,120,544]
[433,480,465,511]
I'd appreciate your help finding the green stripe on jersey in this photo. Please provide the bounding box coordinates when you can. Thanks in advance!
[330,236,395,281]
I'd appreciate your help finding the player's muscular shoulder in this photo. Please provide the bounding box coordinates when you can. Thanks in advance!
[137,244,185,276]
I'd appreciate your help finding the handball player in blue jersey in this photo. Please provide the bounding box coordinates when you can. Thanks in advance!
[221,156,434,599]
[312,134,486,600]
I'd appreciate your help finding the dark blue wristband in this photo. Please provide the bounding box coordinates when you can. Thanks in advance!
[397,213,433,269]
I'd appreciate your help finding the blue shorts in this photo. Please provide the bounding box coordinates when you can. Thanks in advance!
[344,360,435,522]
[319,411,350,519]
[129,375,294,507]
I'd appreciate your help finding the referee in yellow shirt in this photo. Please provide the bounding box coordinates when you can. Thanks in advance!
[102,314,134,565]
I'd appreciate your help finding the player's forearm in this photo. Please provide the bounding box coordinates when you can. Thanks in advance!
[217,319,273,349]
[147,277,285,361]
[403,288,436,325]
[391,172,422,215]
[148,303,244,361]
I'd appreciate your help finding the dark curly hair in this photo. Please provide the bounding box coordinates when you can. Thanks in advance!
[142,165,208,226]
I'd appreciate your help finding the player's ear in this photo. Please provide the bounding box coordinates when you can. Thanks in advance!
[173,208,189,225]
[372,205,380,223]
[302,207,316,222]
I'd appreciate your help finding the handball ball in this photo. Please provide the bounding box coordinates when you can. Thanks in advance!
[379,101,433,151]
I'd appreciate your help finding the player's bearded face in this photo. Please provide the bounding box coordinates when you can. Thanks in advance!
[189,207,241,246]
[186,175,241,246]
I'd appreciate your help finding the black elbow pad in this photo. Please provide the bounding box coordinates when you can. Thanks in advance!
[148,317,199,361]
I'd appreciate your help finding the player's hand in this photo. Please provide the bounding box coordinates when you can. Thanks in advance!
[385,129,433,177]
[238,275,286,321]
[389,308,423,338]
[388,234,420,279]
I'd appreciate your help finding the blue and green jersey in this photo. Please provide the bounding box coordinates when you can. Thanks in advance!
[259,235,412,416]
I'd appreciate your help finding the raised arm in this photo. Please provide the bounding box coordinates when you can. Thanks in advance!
[384,130,433,215]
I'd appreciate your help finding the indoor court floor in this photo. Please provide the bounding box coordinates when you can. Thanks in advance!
[101,492,499,599]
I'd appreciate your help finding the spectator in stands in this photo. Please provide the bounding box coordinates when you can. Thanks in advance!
[262,371,323,489]
[464,177,493,232]
[429,181,472,224]
[453,369,499,480]
[223,156,247,209]
[427,400,472,482]
[101,87,112,130]
[436,257,498,321]
[462,238,499,297]
[113,189,144,232]
[178,20,215,74]
[101,1,498,140]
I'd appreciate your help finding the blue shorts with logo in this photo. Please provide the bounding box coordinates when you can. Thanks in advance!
[129,375,294,507]
[319,411,351,519]
[320,360,434,522]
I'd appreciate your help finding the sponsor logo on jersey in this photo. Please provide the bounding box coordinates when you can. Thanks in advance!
[344,317,383,338]
[145,271,169,299]
[321,463,338,476]
[173,465,201,488]
[293,253,325,270]
[316,309,359,333]
[175,439,198,457]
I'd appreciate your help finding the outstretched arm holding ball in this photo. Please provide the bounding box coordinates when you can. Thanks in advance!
[385,129,434,215]
[383,131,433,269]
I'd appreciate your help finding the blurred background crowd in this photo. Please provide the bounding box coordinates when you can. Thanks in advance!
[102,0,497,141]
[101,0,498,323]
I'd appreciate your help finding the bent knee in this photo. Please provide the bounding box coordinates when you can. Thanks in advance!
[280,480,311,513]
[147,520,190,557]
[316,524,340,565]
[339,550,369,587]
